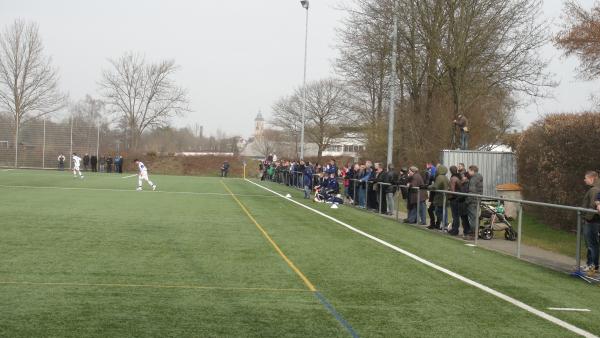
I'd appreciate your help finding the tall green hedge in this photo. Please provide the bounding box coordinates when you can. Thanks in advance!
[517,112,600,230]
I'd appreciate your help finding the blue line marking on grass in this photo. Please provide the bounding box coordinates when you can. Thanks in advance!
[314,291,359,338]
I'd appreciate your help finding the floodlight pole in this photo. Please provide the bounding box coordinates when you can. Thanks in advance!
[300,0,309,160]
[387,1,398,168]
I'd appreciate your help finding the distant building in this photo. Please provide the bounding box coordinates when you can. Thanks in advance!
[240,111,366,160]
[254,111,265,137]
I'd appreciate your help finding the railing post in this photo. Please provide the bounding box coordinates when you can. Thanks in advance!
[379,183,383,214]
[353,179,357,205]
[517,203,523,259]
[475,201,481,245]
[442,192,447,231]
[415,187,420,225]
[366,181,370,210]
[576,210,582,271]
[396,185,401,221]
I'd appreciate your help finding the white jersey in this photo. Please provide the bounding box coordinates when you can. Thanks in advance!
[73,155,81,167]
[138,161,148,174]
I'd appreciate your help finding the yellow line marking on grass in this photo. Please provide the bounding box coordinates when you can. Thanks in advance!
[0,281,309,293]
[221,180,317,292]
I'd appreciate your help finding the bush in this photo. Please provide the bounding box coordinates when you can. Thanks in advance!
[517,112,600,230]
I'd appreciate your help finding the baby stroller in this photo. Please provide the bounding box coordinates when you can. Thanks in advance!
[478,200,517,241]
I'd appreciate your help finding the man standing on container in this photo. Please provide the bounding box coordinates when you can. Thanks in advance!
[581,171,600,275]
[453,114,469,150]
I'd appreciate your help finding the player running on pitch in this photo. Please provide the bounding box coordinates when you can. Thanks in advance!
[72,153,84,179]
[134,159,157,191]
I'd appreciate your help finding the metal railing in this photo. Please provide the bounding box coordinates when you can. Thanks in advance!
[253,167,599,273]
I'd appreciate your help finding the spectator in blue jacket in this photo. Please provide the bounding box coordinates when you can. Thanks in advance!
[323,172,340,194]
[325,159,338,176]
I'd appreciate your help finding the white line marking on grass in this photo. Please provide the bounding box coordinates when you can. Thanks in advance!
[246,179,597,338]
[0,184,276,198]
[465,244,477,247]
[121,174,137,179]
[548,308,591,312]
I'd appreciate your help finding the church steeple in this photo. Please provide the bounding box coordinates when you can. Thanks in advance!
[254,110,264,137]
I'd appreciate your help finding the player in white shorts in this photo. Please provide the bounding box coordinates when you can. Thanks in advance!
[72,153,84,179]
[134,159,156,191]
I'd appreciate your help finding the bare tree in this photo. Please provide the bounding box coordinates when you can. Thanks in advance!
[555,0,600,80]
[0,20,66,166]
[302,79,350,162]
[271,95,303,157]
[99,52,190,149]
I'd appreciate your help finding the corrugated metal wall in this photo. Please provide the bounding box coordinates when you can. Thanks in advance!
[440,150,518,196]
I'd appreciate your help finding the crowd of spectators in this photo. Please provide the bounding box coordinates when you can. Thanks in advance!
[58,153,124,173]
[258,154,486,239]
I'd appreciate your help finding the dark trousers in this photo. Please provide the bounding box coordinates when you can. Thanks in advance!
[428,202,436,225]
[584,221,600,268]
[450,199,460,233]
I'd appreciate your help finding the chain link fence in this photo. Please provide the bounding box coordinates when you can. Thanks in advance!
[0,118,124,169]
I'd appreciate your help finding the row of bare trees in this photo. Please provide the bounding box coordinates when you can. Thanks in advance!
[0,19,194,159]
[270,0,554,165]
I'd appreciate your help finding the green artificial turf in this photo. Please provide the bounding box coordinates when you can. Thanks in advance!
[0,169,598,337]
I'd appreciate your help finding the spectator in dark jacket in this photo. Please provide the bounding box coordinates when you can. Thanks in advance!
[459,173,471,235]
[345,163,359,204]
[385,165,399,216]
[454,114,469,150]
[448,165,461,235]
[466,165,483,239]
[406,166,427,225]
[83,154,90,171]
[303,162,314,199]
[373,163,386,213]
[90,155,98,172]
[221,161,230,177]
[106,156,113,173]
[581,171,600,274]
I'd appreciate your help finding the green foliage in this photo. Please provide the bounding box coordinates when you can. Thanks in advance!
[517,112,600,229]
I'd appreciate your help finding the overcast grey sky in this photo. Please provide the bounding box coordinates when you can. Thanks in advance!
[1,0,597,137]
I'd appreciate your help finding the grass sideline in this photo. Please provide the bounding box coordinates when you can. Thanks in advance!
[0,169,598,337]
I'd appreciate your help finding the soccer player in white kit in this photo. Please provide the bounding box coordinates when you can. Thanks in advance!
[72,153,84,179]
[134,159,156,191]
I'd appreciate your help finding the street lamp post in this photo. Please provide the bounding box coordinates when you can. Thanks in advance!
[300,0,309,160]
[387,1,398,168]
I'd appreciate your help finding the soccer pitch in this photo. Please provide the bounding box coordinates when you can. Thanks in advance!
[1,170,600,337]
